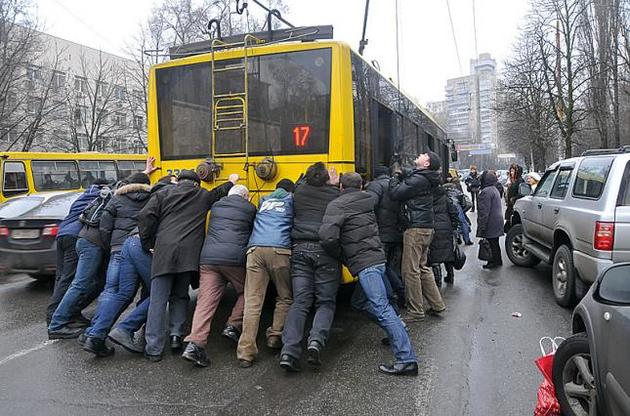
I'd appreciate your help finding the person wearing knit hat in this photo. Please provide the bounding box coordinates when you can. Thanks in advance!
[140,171,239,361]
[425,151,442,172]
[126,172,151,185]
[177,169,201,184]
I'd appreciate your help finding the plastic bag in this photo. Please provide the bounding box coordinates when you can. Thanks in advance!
[533,337,565,416]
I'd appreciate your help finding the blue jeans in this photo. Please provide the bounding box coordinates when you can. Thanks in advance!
[352,264,398,315]
[115,237,153,334]
[49,238,104,331]
[357,264,417,364]
[86,237,152,339]
[456,204,471,243]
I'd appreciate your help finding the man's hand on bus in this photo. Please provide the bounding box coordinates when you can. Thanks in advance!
[143,156,158,175]
[228,173,239,184]
[327,166,340,186]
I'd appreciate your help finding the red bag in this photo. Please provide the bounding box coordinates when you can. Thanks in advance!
[533,337,564,416]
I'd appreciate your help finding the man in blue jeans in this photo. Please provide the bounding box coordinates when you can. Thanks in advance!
[319,172,418,376]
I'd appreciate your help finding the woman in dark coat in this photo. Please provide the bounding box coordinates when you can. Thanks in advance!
[505,164,524,224]
[477,171,504,269]
[428,185,460,286]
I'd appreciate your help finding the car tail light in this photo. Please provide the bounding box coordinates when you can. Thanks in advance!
[0,226,9,237]
[42,224,59,238]
[594,221,615,251]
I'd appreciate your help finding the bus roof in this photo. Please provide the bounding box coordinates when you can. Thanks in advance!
[0,152,146,161]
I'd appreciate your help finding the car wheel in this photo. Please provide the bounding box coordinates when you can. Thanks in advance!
[552,333,598,416]
[552,245,577,307]
[505,224,541,267]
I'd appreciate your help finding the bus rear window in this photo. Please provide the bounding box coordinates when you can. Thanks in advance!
[156,63,212,160]
[32,161,80,191]
[155,48,331,160]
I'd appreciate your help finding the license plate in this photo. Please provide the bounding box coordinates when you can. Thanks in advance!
[11,229,40,239]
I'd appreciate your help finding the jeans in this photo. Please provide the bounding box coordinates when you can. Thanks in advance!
[357,264,416,364]
[48,238,105,331]
[352,263,397,315]
[115,237,153,334]
[281,242,341,360]
[47,235,78,324]
[145,273,192,356]
[456,204,472,243]
[86,237,152,339]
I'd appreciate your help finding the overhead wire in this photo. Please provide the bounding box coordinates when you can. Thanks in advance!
[445,0,463,75]
[472,0,479,58]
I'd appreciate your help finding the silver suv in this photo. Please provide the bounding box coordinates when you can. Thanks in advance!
[505,147,630,307]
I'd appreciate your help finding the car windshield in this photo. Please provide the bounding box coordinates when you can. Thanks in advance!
[0,196,44,219]
[23,193,80,218]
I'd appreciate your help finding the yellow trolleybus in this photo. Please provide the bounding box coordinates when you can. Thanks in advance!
[0,152,147,203]
[146,26,452,200]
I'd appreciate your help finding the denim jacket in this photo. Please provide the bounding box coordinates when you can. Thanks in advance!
[248,189,294,249]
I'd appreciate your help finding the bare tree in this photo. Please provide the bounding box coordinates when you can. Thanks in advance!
[531,0,590,157]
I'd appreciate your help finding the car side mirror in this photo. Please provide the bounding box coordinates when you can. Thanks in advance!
[450,144,458,162]
[596,263,630,304]
[518,182,532,197]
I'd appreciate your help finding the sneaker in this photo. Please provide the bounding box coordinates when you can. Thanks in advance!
[144,352,162,362]
[182,342,210,367]
[77,331,87,347]
[221,325,241,344]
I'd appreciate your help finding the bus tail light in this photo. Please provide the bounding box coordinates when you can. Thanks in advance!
[42,224,59,238]
[594,222,615,251]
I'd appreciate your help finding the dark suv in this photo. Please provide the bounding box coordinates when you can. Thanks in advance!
[505,147,630,307]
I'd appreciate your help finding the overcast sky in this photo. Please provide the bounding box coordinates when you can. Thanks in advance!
[36,0,531,104]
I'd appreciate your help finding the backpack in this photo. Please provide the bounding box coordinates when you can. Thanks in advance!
[79,187,112,227]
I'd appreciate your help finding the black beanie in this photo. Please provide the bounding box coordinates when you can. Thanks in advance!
[93,178,110,186]
[426,151,442,171]
[177,169,201,184]
[126,172,150,185]
[374,165,390,177]
[276,178,295,193]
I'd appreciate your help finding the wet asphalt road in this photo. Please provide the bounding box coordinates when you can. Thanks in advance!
[0,216,573,416]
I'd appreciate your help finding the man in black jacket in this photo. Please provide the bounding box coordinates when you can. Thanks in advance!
[319,172,418,376]
[279,162,340,372]
[464,166,481,212]
[139,170,238,361]
[366,165,405,307]
[182,185,257,368]
[389,152,446,322]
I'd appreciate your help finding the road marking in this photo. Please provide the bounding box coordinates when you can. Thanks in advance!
[0,339,59,367]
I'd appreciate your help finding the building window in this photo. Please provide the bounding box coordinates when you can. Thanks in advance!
[96,81,108,100]
[113,112,126,127]
[133,115,143,129]
[26,65,42,88]
[52,71,66,92]
[27,96,41,113]
[74,76,88,94]
[74,106,87,127]
[113,86,126,101]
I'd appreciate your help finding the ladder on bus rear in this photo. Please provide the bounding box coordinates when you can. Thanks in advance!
[210,35,264,165]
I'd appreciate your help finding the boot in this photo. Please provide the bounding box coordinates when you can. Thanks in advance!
[444,264,455,284]
[432,265,442,288]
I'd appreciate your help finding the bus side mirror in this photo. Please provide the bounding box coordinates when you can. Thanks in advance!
[519,182,532,197]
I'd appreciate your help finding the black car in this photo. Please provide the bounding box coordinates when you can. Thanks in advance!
[0,191,80,279]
